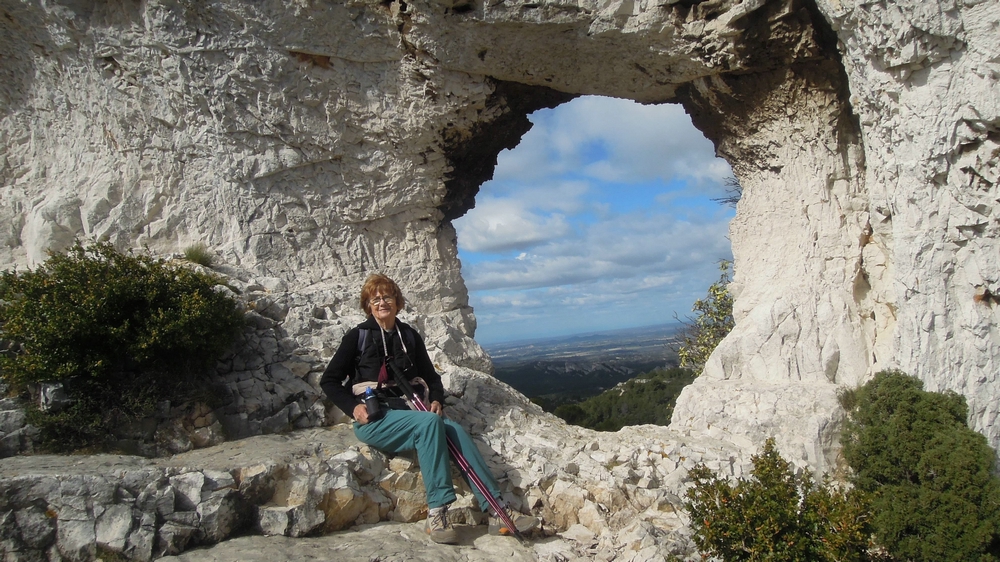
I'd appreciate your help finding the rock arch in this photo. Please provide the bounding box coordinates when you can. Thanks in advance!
[2,0,999,470]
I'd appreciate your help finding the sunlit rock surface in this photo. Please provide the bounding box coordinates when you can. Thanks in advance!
[1,0,999,558]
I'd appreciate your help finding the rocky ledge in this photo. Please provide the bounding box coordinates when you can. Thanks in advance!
[0,368,747,561]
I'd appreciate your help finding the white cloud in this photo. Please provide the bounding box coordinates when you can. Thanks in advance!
[463,212,731,291]
[487,179,591,214]
[456,197,572,253]
[469,262,728,344]
[492,133,563,182]
[495,97,730,186]
[456,180,594,253]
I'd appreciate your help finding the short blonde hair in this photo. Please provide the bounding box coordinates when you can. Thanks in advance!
[359,274,406,316]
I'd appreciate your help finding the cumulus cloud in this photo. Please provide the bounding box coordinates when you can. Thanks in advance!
[457,198,572,253]
[495,97,730,186]
[456,179,594,253]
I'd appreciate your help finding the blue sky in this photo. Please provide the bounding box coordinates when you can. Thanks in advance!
[453,96,735,345]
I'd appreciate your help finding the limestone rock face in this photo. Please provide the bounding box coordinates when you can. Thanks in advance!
[818,0,1000,449]
[675,0,1000,467]
[1,0,1000,555]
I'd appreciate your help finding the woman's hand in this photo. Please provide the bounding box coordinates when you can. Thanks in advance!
[430,401,444,416]
[354,403,369,424]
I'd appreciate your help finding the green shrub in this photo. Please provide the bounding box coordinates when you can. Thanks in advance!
[0,241,245,451]
[183,242,214,267]
[676,260,734,373]
[685,438,873,562]
[840,370,1000,561]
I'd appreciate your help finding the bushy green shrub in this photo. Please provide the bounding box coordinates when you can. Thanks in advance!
[840,370,1000,561]
[553,367,695,430]
[0,241,245,451]
[183,242,214,267]
[685,438,873,562]
[676,260,734,373]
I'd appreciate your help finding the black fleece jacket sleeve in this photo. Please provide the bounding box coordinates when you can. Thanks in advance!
[409,329,446,405]
[319,327,363,419]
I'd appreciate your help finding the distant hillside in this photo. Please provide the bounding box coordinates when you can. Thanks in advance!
[553,367,696,431]
[484,323,683,404]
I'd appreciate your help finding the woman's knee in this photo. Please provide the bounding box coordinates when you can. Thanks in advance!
[443,418,470,438]
[413,411,446,434]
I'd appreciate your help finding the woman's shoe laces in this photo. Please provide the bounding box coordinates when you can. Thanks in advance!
[426,505,458,544]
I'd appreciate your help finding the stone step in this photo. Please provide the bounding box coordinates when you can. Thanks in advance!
[0,426,431,561]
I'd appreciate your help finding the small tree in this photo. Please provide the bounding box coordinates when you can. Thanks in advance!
[0,241,245,451]
[685,438,873,562]
[676,260,734,373]
[840,370,1000,561]
[711,176,743,208]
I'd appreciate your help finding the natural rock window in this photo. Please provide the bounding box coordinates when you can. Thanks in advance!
[454,95,735,345]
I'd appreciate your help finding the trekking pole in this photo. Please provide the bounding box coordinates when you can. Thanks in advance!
[387,363,528,543]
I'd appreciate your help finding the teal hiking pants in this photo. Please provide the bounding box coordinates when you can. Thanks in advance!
[353,409,503,510]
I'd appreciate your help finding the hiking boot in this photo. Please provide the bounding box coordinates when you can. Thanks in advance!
[488,505,539,537]
[426,506,458,544]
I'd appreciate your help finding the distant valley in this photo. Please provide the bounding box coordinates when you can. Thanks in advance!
[483,323,684,405]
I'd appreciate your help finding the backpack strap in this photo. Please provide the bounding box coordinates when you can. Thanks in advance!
[400,324,416,352]
[357,328,370,356]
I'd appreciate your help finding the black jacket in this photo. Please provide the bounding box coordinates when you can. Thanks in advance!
[320,317,446,419]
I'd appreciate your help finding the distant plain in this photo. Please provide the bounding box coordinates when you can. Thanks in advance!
[483,323,683,404]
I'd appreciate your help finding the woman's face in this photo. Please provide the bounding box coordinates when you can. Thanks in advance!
[369,291,398,325]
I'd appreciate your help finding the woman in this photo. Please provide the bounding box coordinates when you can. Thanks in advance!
[320,274,538,544]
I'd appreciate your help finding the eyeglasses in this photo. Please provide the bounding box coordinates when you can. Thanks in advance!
[369,295,395,306]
